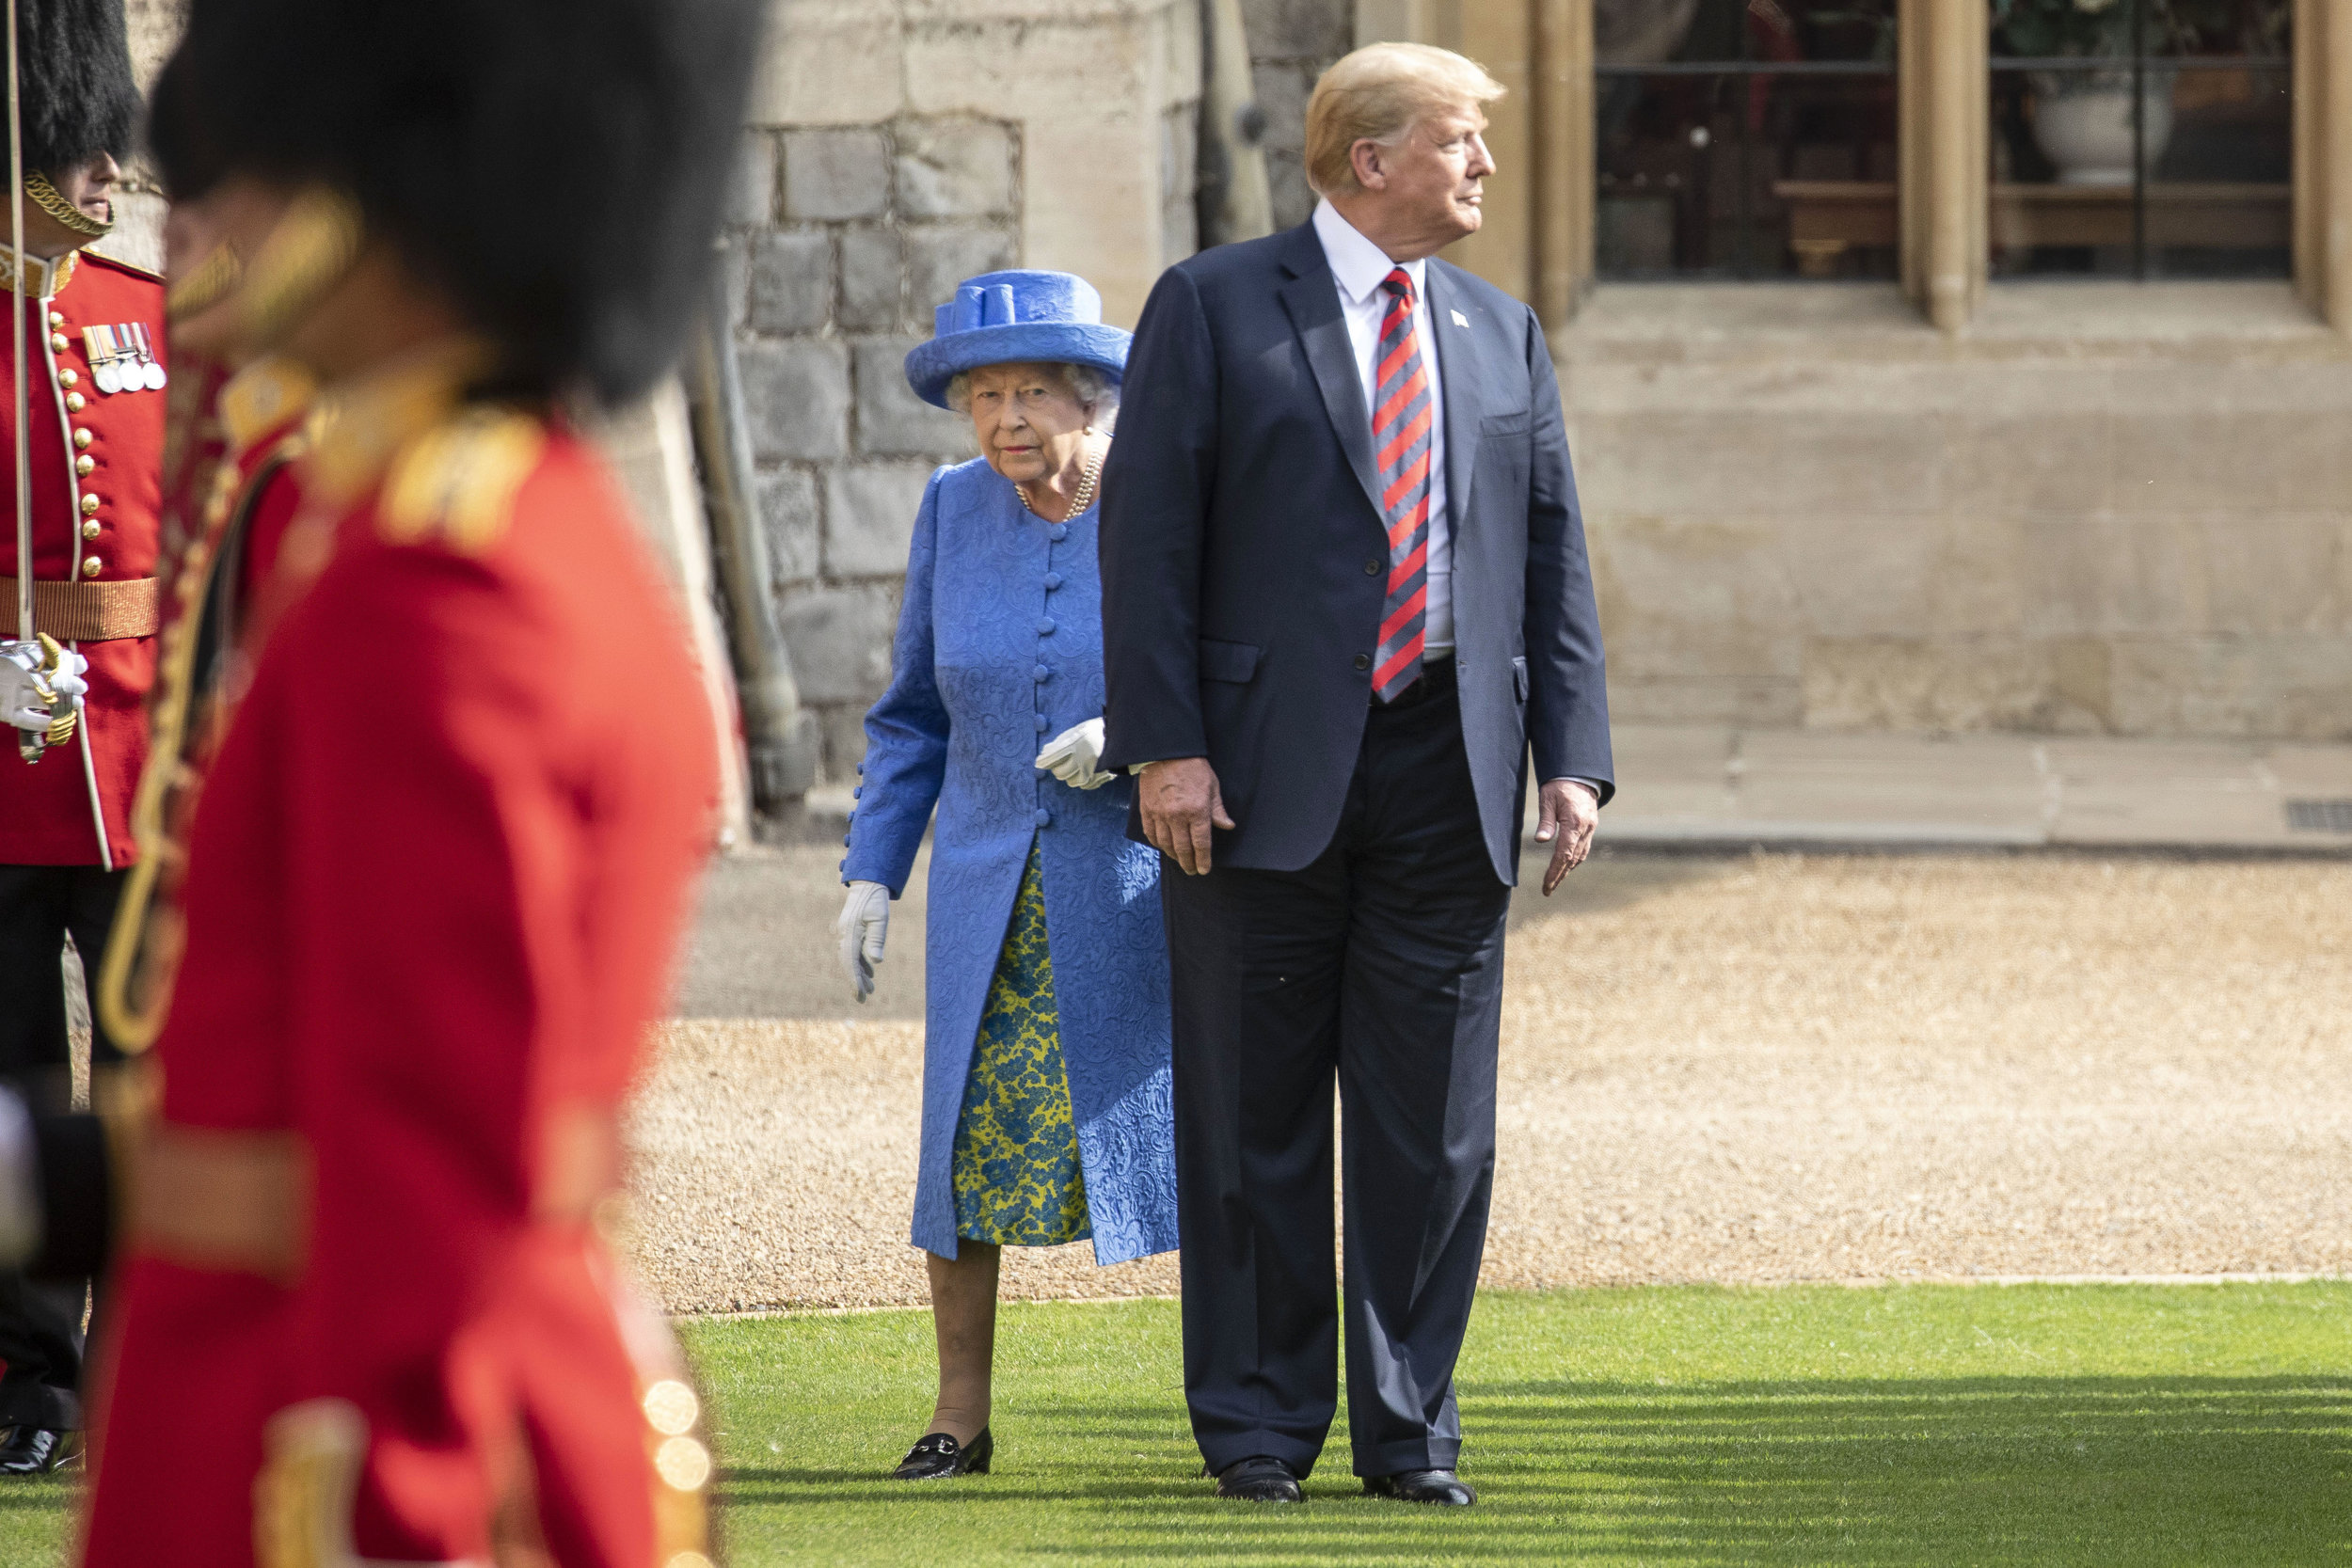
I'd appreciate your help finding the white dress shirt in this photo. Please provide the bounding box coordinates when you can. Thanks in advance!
[1312,198,1454,657]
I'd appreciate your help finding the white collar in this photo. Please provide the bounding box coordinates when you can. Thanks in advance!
[1312,198,1423,308]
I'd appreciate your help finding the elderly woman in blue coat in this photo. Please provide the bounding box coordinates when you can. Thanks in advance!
[835,270,1177,1481]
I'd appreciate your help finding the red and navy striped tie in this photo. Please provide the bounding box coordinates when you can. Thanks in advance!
[1372,267,1430,703]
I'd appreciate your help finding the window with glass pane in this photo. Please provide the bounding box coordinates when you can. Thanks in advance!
[1990,1,2291,279]
[1595,0,1899,280]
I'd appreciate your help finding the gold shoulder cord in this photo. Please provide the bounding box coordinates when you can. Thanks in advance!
[93,457,239,1053]
[377,406,546,555]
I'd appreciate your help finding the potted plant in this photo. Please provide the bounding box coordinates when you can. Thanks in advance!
[1992,0,2240,183]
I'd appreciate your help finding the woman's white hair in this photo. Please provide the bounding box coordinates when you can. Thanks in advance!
[946,362,1120,429]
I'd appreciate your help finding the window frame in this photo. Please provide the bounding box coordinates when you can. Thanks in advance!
[1452,0,2344,330]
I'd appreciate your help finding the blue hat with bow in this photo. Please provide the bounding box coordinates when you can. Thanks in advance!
[903,269,1132,410]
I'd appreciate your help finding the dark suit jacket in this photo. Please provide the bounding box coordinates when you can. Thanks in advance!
[1098,221,1612,883]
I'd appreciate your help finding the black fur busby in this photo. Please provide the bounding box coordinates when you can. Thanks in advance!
[18,0,139,177]
[152,0,764,405]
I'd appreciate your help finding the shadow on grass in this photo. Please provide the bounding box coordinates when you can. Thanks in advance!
[722,1374,2352,1564]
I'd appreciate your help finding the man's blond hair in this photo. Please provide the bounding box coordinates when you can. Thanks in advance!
[1305,43,1506,198]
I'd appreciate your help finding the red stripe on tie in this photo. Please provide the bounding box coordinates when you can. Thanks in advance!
[1375,332,1416,388]
[1374,376,1423,434]
[1375,404,1432,475]
[1386,539,1428,591]
[1381,467,1428,516]
[1388,497,1429,547]
[1378,584,1428,647]
[1373,635,1424,692]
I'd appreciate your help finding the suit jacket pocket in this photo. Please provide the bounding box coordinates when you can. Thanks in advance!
[1481,409,1533,438]
[1512,656,1529,703]
[1200,639,1262,684]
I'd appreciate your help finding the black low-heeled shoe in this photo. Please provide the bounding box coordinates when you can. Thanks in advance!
[1215,1454,1304,1503]
[0,1426,81,1477]
[891,1427,993,1480]
[1364,1467,1476,1506]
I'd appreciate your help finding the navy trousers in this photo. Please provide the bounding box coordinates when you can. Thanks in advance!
[1161,667,1511,1480]
[0,863,127,1431]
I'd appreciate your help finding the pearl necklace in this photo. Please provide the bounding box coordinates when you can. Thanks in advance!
[1016,443,1104,522]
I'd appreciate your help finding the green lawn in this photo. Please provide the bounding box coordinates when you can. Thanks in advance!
[7,1285,2350,1564]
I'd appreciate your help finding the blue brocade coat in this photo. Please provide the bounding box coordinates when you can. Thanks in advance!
[844,457,1179,1264]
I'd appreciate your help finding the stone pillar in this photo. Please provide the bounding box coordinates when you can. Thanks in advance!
[1900,0,1987,333]
[2296,0,2352,330]
[1532,0,1590,329]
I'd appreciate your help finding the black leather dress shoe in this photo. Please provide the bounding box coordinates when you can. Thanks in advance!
[1365,1467,1476,1506]
[891,1428,992,1480]
[0,1426,82,1476]
[1216,1455,1303,1502]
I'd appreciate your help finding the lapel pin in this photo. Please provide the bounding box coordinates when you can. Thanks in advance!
[1451,309,1470,328]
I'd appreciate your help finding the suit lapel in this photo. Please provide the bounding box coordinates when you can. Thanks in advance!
[1277,231,1383,521]
[1425,262,1483,537]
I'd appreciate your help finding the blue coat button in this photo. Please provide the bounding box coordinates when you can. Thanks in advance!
[843,833,852,847]
[838,859,847,872]
[1049,524,1068,542]
[1043,573,1062,591]
[1034,808,1052,827]
[1034,713,1050,732]
[1036,617,1057,635]
[1034,664,1052,681]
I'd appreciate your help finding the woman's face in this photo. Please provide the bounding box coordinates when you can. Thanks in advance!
[967,361,1092,486]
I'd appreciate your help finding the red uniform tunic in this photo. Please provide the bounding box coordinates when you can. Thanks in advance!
[82,356,719,1567]
[93,356,317,1054]
[0,247,166,865]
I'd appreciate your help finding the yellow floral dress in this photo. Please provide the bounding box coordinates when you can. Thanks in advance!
[950,840,1090,1245]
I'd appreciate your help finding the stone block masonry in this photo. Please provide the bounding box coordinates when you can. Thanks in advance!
[743,0,1201,786]
[730,114,1017,783]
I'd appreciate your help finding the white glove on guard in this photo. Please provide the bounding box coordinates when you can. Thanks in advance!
[1036,717,1114,790]
[837,880,891,1003]
[0,640,86,735]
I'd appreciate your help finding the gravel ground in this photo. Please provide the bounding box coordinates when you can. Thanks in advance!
[628,848,2352,1312]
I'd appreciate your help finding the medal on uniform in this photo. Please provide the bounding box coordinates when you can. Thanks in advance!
[131,323,166,390]
[82,325,119,393]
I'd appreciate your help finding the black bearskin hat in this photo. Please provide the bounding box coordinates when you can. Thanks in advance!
[18,0,139,177]
[151,0,764,405]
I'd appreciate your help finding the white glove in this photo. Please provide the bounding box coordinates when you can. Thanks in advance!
[837,880,891,1003]
[1036,717,1114,790]
[0,640,85,735]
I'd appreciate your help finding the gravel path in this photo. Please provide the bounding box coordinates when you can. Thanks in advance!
[628,851,2352,1312]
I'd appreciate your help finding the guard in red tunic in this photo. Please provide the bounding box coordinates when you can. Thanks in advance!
[0,0,160,1476]
[66,0,762,1560]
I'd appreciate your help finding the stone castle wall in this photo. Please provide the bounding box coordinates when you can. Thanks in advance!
[745,0,1200,781]
[1566,284,2352,740]
[124,0,2352,759]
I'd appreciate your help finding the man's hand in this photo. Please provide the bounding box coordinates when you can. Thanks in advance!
[1534,778,1599,895]
[1138,756,1235,876]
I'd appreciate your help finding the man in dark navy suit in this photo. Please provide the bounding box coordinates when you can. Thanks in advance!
[1099,40,1614,1507]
